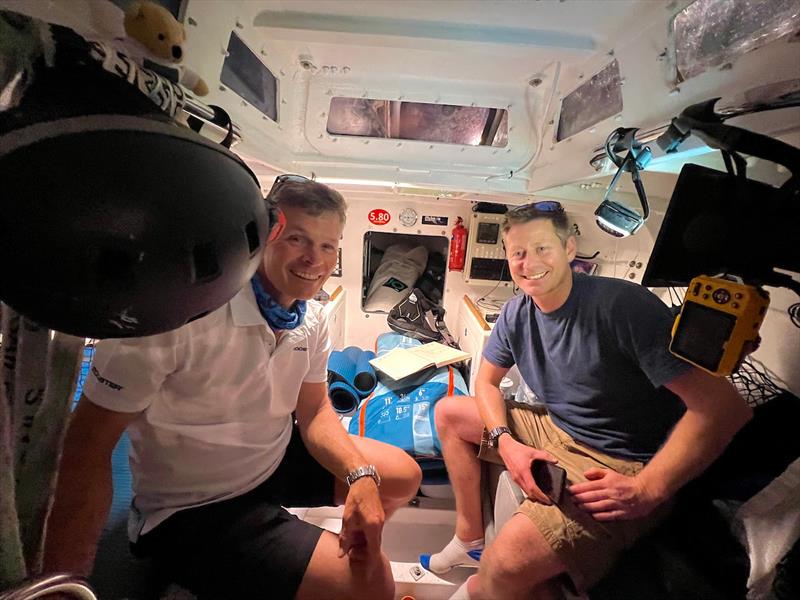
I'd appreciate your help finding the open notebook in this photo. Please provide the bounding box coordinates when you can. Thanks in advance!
[369,342,470,380]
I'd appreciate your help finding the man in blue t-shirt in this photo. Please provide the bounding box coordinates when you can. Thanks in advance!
[423,202,752,600]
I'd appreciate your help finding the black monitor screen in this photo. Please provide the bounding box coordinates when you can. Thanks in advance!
[642,163,798,287]
[477,222,500,244]
[671,301,736,372]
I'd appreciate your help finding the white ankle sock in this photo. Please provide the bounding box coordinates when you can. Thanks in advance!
[427,535,484,574]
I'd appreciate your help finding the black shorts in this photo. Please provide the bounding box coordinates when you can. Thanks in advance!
[132,426,336,600]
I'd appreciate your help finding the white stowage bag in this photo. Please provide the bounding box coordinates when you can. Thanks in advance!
[363,244,428,312]
[738,456,800,599]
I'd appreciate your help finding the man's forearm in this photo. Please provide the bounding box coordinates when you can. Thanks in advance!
[637,387,751,503]
[300,404,368,479]
[43,454,113,575]
[474,379,508,431]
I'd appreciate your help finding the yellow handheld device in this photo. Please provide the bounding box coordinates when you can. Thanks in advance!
[670,275,770,376]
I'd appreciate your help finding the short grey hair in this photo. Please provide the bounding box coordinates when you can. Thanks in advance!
[272,180,347,224]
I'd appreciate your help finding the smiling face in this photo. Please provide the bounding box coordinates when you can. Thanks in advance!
[504,218,576,312]
[259,204,343,308]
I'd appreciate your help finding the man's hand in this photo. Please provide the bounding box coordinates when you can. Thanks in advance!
[569,468,661,521]
[498,436,559,505]
[338,477,385,564]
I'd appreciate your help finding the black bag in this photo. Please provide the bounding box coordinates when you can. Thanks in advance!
[387,288,457,347]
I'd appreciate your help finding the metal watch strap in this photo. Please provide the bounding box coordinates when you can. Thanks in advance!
[487,426,513,449]
[345,464,381,487]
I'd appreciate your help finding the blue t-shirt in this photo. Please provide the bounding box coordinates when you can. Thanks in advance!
[483,273,691,461]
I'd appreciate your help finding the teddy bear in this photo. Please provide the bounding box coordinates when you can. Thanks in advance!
[117,0,208,96]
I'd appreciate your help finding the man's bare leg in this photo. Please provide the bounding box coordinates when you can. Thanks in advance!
[437,396,486,540]
[297,530,394,600]
[453,574,560,600]
[463,513,568,600]
[298,437,420,600]
[422,395,487,573]
[334,435,422,515]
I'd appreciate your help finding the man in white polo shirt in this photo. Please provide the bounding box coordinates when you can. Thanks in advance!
[44,176,422,600]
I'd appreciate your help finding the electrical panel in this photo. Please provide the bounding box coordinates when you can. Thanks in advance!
[463,212,513,285]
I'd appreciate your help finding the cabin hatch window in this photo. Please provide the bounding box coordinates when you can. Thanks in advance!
[327,98,508,147]
[220,32,278,122]
[556,59,623,142]
[672,0,800,81]
[361,232,449,313]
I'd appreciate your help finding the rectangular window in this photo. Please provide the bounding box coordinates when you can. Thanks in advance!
[327,98,507,147]
[672,0,800,81]
[556,59,623,142]
[220,32,278,122]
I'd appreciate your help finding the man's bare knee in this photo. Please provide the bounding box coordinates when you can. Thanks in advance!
[434,395,461,432]
[347,556,394,600]
[380,448,421,513]
[478,514,566,598]
[344,436,421,510]
[434,395,482,443]
[297,532,394,600]
[481,544,534,595]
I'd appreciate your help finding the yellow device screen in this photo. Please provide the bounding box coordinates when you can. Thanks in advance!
[670,275,770,376]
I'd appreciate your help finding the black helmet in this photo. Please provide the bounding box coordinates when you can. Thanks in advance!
[0,18,269,338]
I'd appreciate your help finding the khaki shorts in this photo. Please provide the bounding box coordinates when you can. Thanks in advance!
[479,404,670,592]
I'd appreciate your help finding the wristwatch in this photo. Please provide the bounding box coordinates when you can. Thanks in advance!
[487,426,513,449]
[345,464,381,488]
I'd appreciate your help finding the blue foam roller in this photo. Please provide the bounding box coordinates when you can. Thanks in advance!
[343,346,376,395]
[353,350,377,397]
[328,380,360,414]
[342,346,361,366]
[342,347,365,394]
[328,349,357,385]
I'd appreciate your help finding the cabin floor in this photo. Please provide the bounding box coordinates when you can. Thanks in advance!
[291,496,472,600]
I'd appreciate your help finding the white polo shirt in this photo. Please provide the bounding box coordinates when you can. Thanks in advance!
[83,285,330,539]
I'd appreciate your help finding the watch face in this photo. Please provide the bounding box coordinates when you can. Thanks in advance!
[399,207,418,227]
[488,426,511,448]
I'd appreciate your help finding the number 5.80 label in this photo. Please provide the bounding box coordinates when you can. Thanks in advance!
[368,209,391,225]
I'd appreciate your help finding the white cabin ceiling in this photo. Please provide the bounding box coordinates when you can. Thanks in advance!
[4,0,797,200]
[210,0,798,197]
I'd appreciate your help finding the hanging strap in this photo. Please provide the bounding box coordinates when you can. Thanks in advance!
[0,304,84,585]
[0,306,25,585]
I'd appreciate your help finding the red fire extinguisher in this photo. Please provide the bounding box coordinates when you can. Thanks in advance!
[449,217,467,271]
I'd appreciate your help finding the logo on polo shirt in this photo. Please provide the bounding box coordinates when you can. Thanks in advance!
[293,346,308,352]
[91,366,124,391]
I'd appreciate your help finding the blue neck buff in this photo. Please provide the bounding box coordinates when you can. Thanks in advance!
[250,273,306,330]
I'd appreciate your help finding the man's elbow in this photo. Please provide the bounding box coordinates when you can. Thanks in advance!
[714,385,753,443]
[681,370,753,438]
